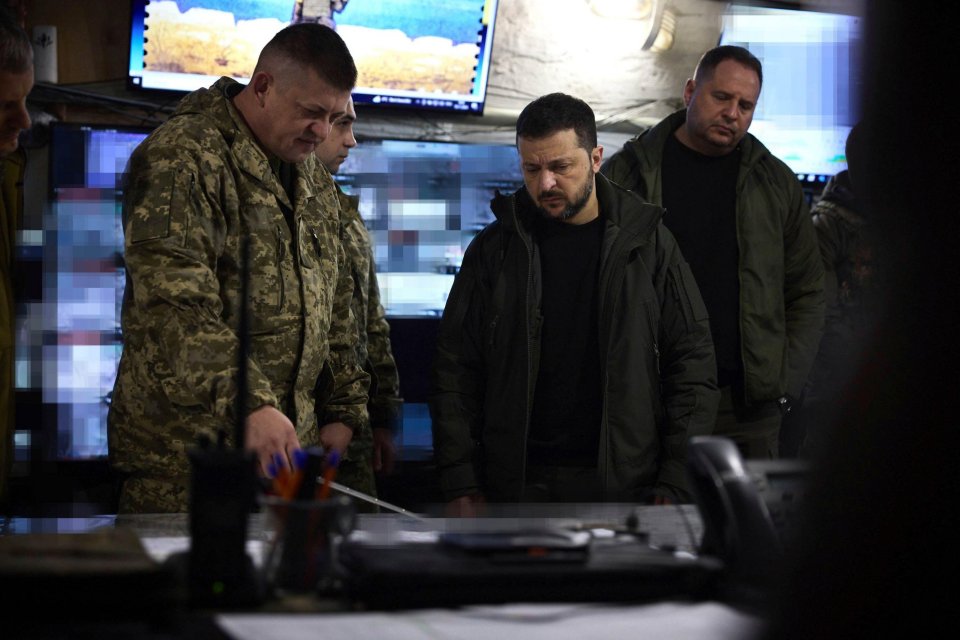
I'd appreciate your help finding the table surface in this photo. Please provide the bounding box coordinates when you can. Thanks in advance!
[3,502,704,552]
[0,504,765,640]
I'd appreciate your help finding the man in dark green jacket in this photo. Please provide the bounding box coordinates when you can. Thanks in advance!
[430,93,718,512]
[602,46,824,459]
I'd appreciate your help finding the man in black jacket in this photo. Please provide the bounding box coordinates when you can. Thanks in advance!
[602,46,824,460]
[430,93,718,514]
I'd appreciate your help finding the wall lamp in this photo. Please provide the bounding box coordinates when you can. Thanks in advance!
[588,0,678,52]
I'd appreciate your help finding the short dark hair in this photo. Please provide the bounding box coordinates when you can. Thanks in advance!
[0,6,32,74]
[256,23,357,91]
[515,93,598,151]
[845,121,864,174]
[694,45,763,90]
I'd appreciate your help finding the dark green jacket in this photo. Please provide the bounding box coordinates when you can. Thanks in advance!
[601,110,824,405]
[430,174,718,503]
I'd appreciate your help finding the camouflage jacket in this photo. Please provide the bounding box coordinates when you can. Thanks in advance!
[335,185,402,432]
[108,77,369,503]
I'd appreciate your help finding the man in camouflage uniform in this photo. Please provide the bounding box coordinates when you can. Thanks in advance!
[108,24,369,513]
[798,123,878,457]
[293,0,349,29]
[314,97,402,506]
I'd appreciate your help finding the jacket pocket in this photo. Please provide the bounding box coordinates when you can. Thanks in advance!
[247,220,287,315]
[668,261,709,332]
[128,168,192,246]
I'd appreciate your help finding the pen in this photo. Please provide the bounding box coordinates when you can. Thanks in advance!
[317,450,340,500]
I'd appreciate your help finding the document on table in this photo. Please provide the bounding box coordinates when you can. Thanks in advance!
[140,537,265,566]
[217,601,762,640]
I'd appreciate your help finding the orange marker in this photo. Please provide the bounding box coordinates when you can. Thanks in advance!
[317,450,341,500]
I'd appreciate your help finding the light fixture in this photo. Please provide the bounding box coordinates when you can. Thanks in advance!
[588,0,677,52]
[645,7,676,52]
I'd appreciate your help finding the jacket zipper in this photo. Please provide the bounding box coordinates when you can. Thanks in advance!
[275,224,285,308]
[514,199,536,490]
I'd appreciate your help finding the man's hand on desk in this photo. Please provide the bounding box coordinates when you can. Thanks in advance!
[318,421,353,454]
[372,427,397,474]
[245,405,302,476]
[446,493,487,517]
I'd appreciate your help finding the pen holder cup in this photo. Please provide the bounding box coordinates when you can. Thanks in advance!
[261,494,356,593]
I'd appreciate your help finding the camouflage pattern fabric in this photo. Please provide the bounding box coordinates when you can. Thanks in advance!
[331,187,402,509]
[108,77,369,513]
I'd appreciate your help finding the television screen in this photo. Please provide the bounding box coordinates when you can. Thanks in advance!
[127,0,501,115]
[334,138,522,316]
[17,123,522,460]
[17,124,151,461]
[719,6,864,183]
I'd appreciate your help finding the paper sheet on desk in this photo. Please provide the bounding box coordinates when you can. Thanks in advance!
[140,537,265,566]
[217,602,762,640]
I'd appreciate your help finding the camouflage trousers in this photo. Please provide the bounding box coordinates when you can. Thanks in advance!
[117,474,191,514]
[335,422,378,513]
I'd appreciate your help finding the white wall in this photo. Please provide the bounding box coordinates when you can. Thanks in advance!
[354,0,727,147]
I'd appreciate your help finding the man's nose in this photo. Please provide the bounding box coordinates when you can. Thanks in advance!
[15,101,31,131]
[539,170,557,192]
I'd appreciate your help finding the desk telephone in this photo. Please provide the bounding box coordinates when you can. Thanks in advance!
[687,436,809,597]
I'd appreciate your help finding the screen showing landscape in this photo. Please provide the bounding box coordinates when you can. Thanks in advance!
[128,0,501,115]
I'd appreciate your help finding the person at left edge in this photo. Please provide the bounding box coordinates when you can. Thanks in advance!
[108,23,370,513]
[314,96,402,506]
[0,6,33,505]
[430,93,718,514]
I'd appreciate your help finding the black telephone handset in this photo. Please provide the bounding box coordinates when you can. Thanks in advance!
[687,436,788,601]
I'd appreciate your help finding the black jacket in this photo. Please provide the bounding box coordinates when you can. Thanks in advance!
[602,110,825,405]
[430,174,718,502]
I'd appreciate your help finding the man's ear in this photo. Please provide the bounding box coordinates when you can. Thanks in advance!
[682,78,696,107]
[251,71,272,106]
[591,145,604,173]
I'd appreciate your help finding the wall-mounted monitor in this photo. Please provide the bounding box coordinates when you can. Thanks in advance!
[719,5,863,184]
[17,123,522,461]
[127,0,501,115]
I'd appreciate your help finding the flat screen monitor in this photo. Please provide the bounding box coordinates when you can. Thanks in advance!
[127,0,501,115]
[334,138,522,316]
[719,6,864,184]
[18,123,522,460]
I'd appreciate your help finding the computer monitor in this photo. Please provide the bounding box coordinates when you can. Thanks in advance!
[17,123,522,461]
[127,0,502,116]
[719,5,864,185]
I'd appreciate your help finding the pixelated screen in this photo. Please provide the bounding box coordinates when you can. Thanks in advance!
[720,6,863,181]
[17,124,522,460]
[128,0,501,115]
[334,139,522,316]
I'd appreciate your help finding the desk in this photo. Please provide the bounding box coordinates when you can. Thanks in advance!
[0,505,762,639]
